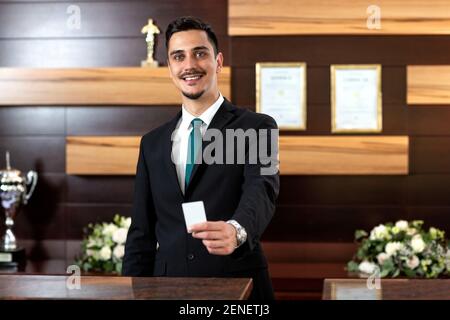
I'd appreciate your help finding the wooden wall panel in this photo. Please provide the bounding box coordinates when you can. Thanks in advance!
[0,67,231,105]
[0,36,230,68]
[231,36,450,67]
[410,137,450,174]
[66,204,132,239]
[0,1,227,38]
[0,107,65,135]
[0,0,230,67]
[280,136,409,175]
[66,136,409,175]
[0,137,65,173]
[277,176,406,206]
[67,176,134,203]
[264,205,409,242]
[409,106,450,135]
[67,107,180,136]
[66,136,140,175]
[407,66,450,104]
[229,0,450,35]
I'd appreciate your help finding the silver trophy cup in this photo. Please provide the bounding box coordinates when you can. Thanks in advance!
[0,151,37,261]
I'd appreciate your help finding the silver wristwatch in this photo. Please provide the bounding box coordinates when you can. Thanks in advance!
[226,220,247,248]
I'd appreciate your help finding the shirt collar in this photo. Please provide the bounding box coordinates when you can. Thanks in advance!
[180,93,224,130]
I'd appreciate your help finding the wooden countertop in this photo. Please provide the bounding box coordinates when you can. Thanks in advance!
[0,275,253,300]
[323,278,450,300]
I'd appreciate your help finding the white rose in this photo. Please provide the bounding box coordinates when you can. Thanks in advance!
[99,246,112,261]
[86,249,95,257]
[406,255,420,269]
[406,228,417,236]
[377,252,390,265]
[123,217,131,229]
[395,220,408,231]
[411,235,426,253]
[87,239,96,248]
[358,261,377,274]
[102,223,118,236]
[113,245,125,259]
[385,241,404,256]
[445,251,450,271]
[370,224,388,240]
[112,228,128,244]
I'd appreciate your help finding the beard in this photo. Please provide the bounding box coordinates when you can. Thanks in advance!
[182,90,205,100]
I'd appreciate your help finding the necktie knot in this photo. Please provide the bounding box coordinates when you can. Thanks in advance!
[191,118,203,129]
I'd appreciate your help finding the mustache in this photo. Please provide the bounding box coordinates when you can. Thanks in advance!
[179,69,206,78]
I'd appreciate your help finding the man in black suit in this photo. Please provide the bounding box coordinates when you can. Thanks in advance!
[122,16,279,300]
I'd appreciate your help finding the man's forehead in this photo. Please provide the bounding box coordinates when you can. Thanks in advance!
[168,30,212,51]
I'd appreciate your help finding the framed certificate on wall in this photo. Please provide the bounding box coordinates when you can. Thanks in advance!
[256,62,307,130]
[331,64,382,133]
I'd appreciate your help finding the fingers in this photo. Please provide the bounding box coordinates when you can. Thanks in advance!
[202,240,235,256]
[189,221,224,233]
[191,222,237,256]
[192,231,223,240]
[202,239,226,249]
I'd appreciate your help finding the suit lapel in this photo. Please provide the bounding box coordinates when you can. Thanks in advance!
[163,110,184,199]
[185,99,236,195]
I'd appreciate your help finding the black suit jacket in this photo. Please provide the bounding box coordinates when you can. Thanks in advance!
[122,99,279,299]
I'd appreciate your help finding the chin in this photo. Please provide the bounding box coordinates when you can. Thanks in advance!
[182,90,205,100]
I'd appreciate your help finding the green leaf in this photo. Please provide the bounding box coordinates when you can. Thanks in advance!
[403,268,416,278]
[346,261,360,273]
[355,230,368,240]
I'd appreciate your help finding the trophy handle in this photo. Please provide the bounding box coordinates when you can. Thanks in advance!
[23,170,38,205]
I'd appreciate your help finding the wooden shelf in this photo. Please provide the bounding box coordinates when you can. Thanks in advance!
[0,67,231,105]
[229,0,450,36]
[66,135,409,175]
[407,66,450,105]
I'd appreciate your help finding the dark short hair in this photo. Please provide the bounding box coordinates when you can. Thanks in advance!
[165,16,219,56]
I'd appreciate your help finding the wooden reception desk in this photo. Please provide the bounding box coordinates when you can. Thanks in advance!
[0,275,252,300]
[323,279,450,300]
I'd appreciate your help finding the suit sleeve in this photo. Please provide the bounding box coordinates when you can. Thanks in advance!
[231,115,280,252]
[122,136,157,276]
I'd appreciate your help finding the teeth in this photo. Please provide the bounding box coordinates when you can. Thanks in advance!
[184,75,201,81]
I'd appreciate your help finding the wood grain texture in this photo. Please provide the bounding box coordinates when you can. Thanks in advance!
[407,66,450,104]
[0,275,252,300]
[229,0,450,35]
[0,67,231,105]
[0,0,228,38]
[231,36,450,68]
[66,136,409,175]
[66,136,140,175]
[323,279,450,300]
[0,36,230,68]
[279,136,409,175]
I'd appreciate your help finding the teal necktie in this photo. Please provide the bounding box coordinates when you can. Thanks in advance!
[185,118,203,189]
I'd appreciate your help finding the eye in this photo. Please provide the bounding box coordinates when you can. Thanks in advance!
[173,54,184,61]
[195,51,207,58]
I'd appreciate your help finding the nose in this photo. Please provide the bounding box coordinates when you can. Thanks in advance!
[183,53,199,70]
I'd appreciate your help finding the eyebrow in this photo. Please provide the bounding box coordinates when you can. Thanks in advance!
[169,46,210,57]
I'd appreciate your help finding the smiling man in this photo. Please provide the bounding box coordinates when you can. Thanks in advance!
[122,16,280,300]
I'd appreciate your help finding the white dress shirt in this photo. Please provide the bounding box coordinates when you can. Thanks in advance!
[171,94,224,194]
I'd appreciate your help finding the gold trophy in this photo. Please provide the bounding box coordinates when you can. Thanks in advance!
[141,19,160,68]
[0,151,38,268]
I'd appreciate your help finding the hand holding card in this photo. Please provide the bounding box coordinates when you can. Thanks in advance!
[181,201,207,233]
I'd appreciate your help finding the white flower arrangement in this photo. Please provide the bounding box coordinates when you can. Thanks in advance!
[76,214,131,274]
[347,220,450,278]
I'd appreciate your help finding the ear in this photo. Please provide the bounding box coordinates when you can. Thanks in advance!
[216,52,224,73]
